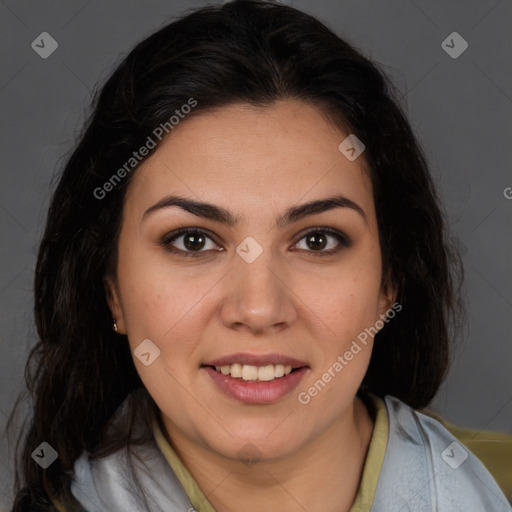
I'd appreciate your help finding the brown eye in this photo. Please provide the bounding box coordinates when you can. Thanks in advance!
[305,232,328,251]
[294,228,351,256]
[182,232,206,251]
[161,228,220,258]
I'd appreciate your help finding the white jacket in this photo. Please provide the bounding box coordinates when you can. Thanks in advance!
[70,395,512,511]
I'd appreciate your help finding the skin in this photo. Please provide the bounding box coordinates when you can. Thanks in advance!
[106,99,396,512]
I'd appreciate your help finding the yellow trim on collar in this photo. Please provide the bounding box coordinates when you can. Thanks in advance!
[152,414,216,512]
[349,393,388,512]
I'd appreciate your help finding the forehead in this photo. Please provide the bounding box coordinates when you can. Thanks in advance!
[125,100,374,222]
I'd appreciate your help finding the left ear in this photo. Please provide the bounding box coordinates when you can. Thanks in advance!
[377,269,398,318]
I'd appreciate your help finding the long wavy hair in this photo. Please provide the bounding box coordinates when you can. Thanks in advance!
[7,0,464,509]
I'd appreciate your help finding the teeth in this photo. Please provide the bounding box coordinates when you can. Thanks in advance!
[213,363,295,381]
[241,365,258,381]
[258,365,275,381]
[230,363,242,378]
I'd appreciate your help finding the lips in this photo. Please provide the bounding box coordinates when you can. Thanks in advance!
[201,352,309,404]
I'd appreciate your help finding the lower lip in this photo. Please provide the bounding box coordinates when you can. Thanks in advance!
[203,366,308,404]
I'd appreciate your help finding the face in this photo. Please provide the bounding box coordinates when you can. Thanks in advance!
[106,99,395,463]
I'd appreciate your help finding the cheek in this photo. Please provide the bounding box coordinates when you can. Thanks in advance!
[115,241,220,383]
[316,253,382,334]
[116,263,206,414]
[300,244,383,384]
[115,231,195,338]
[120,277,204,360]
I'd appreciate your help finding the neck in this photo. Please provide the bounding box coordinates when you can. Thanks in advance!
[163,396,375,512]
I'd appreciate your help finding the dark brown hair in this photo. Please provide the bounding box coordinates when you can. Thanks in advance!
[8,0,464,509]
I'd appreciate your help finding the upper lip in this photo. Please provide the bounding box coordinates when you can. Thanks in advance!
[203,352,309,368]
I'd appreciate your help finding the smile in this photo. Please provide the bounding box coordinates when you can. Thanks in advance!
[212,363,294,381]
[201,353,309,404]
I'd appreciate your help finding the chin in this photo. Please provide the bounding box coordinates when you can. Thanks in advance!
[202,425,307,464]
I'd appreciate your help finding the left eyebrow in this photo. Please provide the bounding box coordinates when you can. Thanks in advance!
[142,194,367,227]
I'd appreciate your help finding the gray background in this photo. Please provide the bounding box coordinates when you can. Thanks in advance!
[1,0,511,508]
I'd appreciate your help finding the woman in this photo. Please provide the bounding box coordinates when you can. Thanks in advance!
[8,1,511,511]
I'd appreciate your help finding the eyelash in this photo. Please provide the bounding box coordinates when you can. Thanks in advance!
[160,227,352,259]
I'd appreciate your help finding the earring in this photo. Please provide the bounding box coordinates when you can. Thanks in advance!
[112,318,118,332]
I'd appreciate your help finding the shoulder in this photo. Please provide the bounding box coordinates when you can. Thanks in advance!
[372,395,512,512]
[71,442,193,512]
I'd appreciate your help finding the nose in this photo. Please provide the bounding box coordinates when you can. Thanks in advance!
[219,244,298,336]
